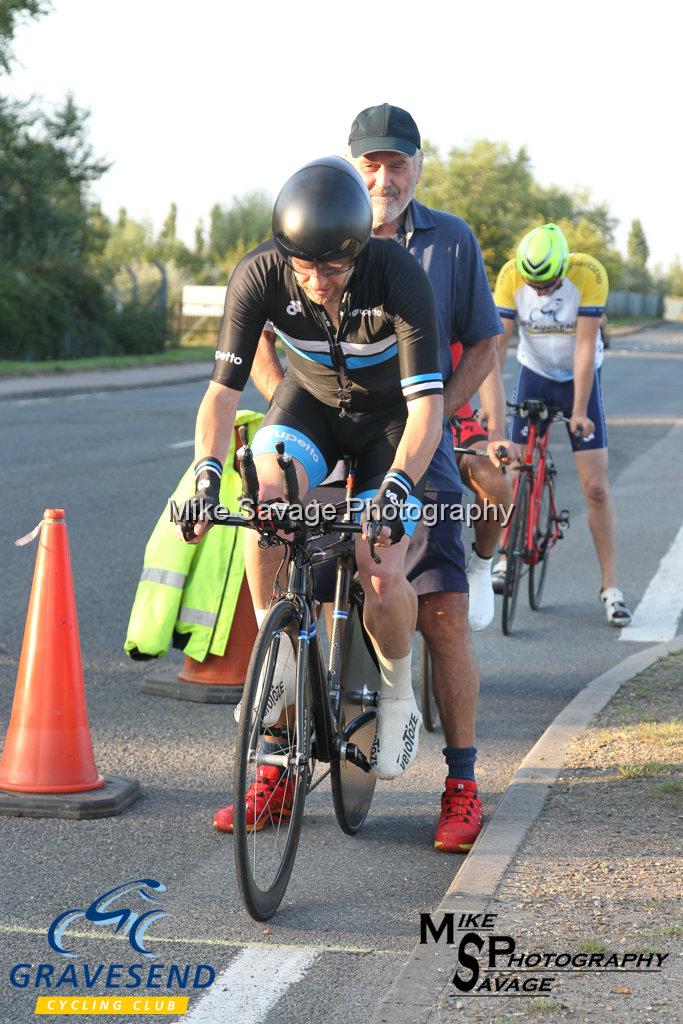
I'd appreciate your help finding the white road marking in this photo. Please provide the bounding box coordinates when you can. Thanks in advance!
[620,519,683,642]
[606,416,683,426]
[183,946,317,1023]
[169,439,195,449]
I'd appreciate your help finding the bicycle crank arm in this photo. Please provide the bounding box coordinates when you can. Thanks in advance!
[339,741,373,773]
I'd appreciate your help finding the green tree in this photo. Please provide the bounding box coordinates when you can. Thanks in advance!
[417,138,624,284]
[0,0,49,73]
[418,140,539,278]
[627,218,649,268]
[161,202,177,245]
[209,190,272,261]
[0,93,110,265]
[555,218,624,288]
[194,218,205,257]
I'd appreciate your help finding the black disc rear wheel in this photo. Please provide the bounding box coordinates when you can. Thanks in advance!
[502,476,529,636]
[419,637,439,733]
[331,595,378,835]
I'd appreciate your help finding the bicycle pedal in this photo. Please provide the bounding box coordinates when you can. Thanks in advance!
[554,509,570,527]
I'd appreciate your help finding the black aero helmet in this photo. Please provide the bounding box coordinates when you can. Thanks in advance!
[272,156,372,264]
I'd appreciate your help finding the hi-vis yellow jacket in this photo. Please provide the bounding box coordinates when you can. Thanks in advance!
[124,410,263,662]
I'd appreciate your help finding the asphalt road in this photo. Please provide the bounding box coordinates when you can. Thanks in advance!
[1,323,682,1023]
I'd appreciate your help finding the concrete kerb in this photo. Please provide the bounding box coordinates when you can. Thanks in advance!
[369,633,683,1024]
[0,362,209,401]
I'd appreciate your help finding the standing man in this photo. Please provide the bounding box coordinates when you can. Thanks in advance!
[493,223,632,626]
[252,105,514,852]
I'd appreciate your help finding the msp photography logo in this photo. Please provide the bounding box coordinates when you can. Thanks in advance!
[420,911,670,998]
[8,877,216,1016]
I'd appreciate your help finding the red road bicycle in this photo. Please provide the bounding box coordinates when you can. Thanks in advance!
[499,400,571,636]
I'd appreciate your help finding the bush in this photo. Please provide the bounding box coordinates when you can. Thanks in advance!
[0,264,112,360]
[0,264,170,360]
[108,305,169,355]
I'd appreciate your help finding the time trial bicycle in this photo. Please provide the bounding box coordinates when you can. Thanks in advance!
[181,430,383,920]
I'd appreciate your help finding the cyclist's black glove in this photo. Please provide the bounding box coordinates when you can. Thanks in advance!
[178,457,223,541]
[366,469,416,545]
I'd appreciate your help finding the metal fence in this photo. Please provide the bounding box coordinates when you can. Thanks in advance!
[606,290,663,318]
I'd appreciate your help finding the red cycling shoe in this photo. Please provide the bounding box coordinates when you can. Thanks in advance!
[434,778,483,853]
[213,765,293,833]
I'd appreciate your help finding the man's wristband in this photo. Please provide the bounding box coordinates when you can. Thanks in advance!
[378,468,415,503]
[194,457,223,499]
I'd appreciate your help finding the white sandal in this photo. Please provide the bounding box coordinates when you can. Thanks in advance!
[600,587,632,627]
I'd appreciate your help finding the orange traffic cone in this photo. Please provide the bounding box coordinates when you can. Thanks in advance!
[141,578,257,704]
[0,509,140,818]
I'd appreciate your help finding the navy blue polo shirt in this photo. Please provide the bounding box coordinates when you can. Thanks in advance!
[398,199,503,491]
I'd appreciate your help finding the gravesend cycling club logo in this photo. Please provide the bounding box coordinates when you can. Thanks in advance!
[419,911,670,997]
[8,877,216,1015]
[48,879,168,958]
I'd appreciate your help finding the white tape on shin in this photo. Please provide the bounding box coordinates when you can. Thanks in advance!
[370,651,422,780]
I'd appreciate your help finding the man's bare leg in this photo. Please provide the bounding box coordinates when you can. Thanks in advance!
[573,447,621,594]
[417,591,478,746]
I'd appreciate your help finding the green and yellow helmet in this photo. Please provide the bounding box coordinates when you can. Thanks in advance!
[515,223,570,282]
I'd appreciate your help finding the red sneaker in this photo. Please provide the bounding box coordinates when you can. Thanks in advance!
[213,765,293,833]
[434,778,483,853]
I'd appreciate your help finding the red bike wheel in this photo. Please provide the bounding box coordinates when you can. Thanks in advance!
[529,459,558,611]
[502,475,529,636]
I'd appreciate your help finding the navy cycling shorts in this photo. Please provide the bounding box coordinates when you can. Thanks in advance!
[251,377,423,537]
[509,365,608,452]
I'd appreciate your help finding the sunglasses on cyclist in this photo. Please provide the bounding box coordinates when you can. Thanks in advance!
[523,275,562,295]
[288,257,355,280]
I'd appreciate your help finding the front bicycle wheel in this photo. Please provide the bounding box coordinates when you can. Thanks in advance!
[502,475,529,636]
[529,461,557,610]
[419,637,439,733]
[233,600,311,920]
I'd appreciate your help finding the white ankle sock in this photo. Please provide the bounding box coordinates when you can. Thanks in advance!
[370,651,422,780]
[468,549,493,572]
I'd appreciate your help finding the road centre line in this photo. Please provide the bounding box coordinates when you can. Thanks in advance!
[183,947,316,1023]
[169,439,195,448]
[620,517,683,642]
[0,923,406,957]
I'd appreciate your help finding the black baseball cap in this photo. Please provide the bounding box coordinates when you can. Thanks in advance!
[348,103,421,158]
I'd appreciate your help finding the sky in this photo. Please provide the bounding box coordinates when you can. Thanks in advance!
[5,0,682,269]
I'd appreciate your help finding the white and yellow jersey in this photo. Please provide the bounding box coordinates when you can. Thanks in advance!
[494,253,608,382]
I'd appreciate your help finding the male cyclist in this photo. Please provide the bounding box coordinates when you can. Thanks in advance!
[492,223,632,626]
[182,157,445,831]
[250,104,517,853]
